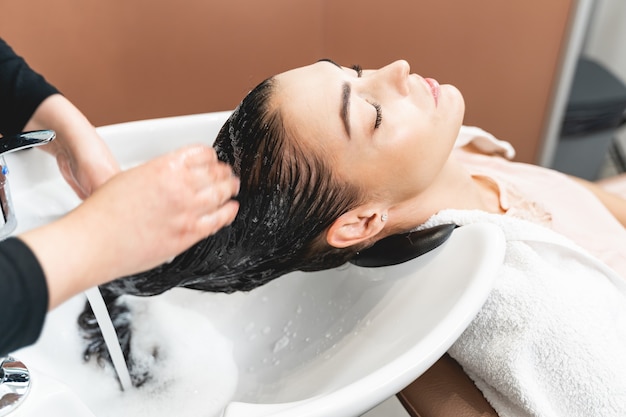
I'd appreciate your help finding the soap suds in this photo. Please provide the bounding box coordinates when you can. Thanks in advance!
[21,294,238,417]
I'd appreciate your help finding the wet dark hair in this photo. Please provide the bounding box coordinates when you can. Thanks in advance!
[79,77,368,381]
[103,76,365,297]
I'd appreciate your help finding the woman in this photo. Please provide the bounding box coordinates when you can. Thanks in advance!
[91,58,626,293]
[85,60,626,415]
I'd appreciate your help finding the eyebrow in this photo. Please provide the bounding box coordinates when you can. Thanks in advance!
[318,58,341,68]
[317,59,351,138]
[341,82,351,137]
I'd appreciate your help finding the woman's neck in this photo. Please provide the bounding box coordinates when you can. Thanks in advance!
[386,154,504,233]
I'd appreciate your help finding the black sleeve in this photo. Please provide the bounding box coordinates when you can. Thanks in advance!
[0,37,60,136]
[0,237,49,356]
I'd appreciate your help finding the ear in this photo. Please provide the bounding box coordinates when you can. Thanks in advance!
[326,207,386,249]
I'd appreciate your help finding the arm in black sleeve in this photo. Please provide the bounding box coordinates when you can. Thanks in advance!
[0,37,60,136]
[0,237,48,356]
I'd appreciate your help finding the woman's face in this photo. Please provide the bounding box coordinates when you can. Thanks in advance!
[273,59,465,204]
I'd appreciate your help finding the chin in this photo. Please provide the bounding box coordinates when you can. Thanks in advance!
[446,85,465,127]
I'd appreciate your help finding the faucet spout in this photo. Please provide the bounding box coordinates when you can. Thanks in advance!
[0,130,56,156]
[0,130,56,240]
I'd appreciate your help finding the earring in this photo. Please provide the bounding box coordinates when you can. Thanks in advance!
[381,213,388,222]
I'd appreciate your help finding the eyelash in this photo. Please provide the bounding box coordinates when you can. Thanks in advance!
[352,64,383,129]
[373,102,383,129]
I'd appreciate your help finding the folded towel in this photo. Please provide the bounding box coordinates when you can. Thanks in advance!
[420,210,626,417]
[456,126,516,159]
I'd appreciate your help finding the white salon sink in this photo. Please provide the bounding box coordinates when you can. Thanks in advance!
[5,113,505,417]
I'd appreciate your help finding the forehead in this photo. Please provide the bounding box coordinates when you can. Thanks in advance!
[276,60,339,87]
[275,62,339,109]
[274,62,342,143]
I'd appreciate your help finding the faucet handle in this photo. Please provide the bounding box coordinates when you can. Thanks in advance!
[0,130,56,156]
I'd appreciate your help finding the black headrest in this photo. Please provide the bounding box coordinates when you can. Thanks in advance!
[349,223,458,268]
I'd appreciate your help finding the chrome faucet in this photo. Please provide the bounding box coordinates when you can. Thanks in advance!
[0,130,55,416]
[0,130,56,240]
[0,356,31,416]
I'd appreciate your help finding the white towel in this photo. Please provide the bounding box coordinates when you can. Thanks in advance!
[456,125,516,159]
[420,210,626,417]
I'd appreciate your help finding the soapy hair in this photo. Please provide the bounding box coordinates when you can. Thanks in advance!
[98,77,366,298]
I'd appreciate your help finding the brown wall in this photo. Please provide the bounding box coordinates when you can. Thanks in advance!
[1,0,573,163]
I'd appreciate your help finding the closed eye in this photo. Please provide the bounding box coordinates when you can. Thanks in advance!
[350,64,381,129]
[373,102,382,129]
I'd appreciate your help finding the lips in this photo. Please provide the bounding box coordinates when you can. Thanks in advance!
[424,78,440,106]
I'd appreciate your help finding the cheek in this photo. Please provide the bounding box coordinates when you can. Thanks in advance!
[393,133,447,192]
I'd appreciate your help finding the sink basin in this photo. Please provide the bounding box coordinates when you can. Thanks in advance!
[5,112,505,417]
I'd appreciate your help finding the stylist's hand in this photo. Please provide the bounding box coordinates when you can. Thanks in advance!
[49,128,119,200]
[75,144,241,275]
[24,94,120,198]
[20,144,240,309]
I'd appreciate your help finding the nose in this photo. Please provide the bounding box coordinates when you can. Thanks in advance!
[377,60,410,96]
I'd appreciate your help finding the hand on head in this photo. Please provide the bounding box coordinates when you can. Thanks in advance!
[20,144,240,309]
[82,143,240,274]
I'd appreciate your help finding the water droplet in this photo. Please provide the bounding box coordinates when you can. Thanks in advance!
[273,335,290,353]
